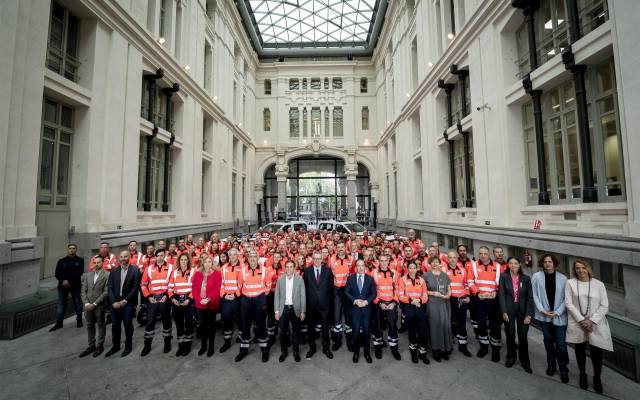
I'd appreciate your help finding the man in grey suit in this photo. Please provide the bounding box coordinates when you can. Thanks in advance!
[274,260,306,362]
[79,254,110,357]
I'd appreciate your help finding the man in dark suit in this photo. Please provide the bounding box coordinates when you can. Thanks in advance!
[303,252,334,359]
[50,243,85,331]
[105,250,140,357]
[346,259,377,363]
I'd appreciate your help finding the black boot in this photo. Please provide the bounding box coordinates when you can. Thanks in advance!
[410,349,418,363]
[432,350,441,362]
[345,334,353,352]
[219,339,231,353]
[419,351,431,365]
[163,337,172,354]
[391,347,402,361]
[140,339,152,357]
[458,344,472,357]
[593,376,602,394]
[207,336,215,357]
[183,341,192,356]
[175,342,185,357]
[235,348,248,362]
[262,349,269,362]
[491,346,500,362]
[198,338,207,356]
[331,338,342,352]
[374,346,382,359]
[579,373,588,390]
[477,344,488,358]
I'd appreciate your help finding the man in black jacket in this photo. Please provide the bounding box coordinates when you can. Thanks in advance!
[50,244,85,331]
[303,252,334,360]
[105,250,141,357]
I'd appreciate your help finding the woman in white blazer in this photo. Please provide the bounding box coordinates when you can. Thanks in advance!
[565,259,613,395]
[532,254,570,383]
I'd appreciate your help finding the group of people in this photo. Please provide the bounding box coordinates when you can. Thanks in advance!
[52,228,613,394]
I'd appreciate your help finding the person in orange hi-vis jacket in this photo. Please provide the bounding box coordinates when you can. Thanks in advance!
[445,251,472,357]
[218,248,244,353]
[398,260,430,365]
[168,253,194,357]
[139,248,173,357]
[372,254,401,361]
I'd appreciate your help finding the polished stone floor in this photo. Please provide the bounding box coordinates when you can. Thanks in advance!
[0,316,636,400]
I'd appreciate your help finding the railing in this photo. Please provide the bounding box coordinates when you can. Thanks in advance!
[579,0,609,36]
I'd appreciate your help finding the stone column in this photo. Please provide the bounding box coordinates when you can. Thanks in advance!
[275,166,288,220]
[347,173,357,221]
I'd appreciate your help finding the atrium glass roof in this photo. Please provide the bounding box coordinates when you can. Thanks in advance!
[236,0,388,57]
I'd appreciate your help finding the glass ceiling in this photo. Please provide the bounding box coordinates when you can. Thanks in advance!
[236,0,388,57]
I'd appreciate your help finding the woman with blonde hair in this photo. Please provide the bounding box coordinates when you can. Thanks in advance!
[565,259,612,394]
[192,254,222,357]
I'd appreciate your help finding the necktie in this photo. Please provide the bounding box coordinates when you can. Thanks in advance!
[358,275,363,293]
[315,268,320,283]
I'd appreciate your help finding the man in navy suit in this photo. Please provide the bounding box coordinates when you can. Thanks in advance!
[346,259,377,363]
[105,250,140,357]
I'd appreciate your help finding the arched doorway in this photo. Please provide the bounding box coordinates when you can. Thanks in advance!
[262,157,371,225]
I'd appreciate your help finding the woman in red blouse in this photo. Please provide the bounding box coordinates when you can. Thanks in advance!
[192,254,222,357]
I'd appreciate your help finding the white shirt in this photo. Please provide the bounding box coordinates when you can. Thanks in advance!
[94,270,101,284]
[285,275,294,306]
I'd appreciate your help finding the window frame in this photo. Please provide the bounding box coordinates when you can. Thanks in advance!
[46,1,80,83]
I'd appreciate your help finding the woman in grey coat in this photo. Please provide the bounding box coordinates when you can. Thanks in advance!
[274,260,306,362]
[424,256,452,362]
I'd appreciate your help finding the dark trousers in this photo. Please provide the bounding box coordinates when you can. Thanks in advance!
[575,342,604,378]
[474,297,502,348]
[144,298,172,340]
[450,297,469,345]
[372,302,398,348]
[220,297,240,340]
[351,305,372,354]
[266,292,277,338]
[279,306,301,353]
[405,304,428,354]
[307,306,331,351]
[198,309,217,345]
[504,310,530,366]
[111,303,135,349]
[172,303,195,343]
[240,295,268,351]
[332,286,352,339]
[540,321,570,373]
[56,287,83,325]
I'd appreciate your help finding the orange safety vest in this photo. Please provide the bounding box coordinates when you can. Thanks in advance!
[445,265,468,298]
[220,262,244,297]
[373,268,397,304]
[241,265,271,298]
[331,255,352,287]
[168,268,193,298]
[89,253,117,272]
[398,275,428,304]
[141,263,173,297]
[466,260,501,296]
[129,251,144,269]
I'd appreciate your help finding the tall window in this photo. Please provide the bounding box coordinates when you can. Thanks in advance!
[242,177,246,220]
[137,137,172,211]
[453,140,465,208]
[159,0,168,38]
[47,1,80,82]
[263,108,271,131]
[537,0,568,64]
[264,79,272,95]
[303,107,308,137]
[332,78,343,89]
[289,107,300,137]
[289,78,299,90]
[232,172,237,218]
[360,78,368,93]
[325,107,330,136]
[333,107,344,137]
[39,98,73,207]
[204,42,212,92]
[362,107,370,130]
[311,107,321,137]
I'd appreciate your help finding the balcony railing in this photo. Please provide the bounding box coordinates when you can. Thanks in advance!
[579,0,609,36]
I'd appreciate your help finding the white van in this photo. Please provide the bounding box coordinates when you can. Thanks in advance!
[316,220,366,234]
[260,221,308,233]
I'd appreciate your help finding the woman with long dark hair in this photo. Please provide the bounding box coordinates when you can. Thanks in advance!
[192,255,222,357]
[168,253,195,356]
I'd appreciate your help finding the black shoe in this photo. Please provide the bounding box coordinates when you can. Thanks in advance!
[207,344,215,357]
[294,352,301,362]
[163,338,172,354]
[198,341,207,356]
[104,346,120,357]
[546,366,556,377]
[352,352,359,363]
[77,320,83,328]
[279,352,287,362]
[92,345,104,357]
[441,351,450,361]
[419,352,431,365]
[183,342,192,356]
[235,349,248,362]
[306,346,316,359]
[391,348,402,360]
[410,350,419,363]
[505,360,515,368]
[121,348,131,357]
[374,347,382,359]
[49,324,63,332]
[522,365,533,374]
[593,376,602,394]
[579,373,588,390]
[262,351,269,362]
[432,351,441,362]
[491,347,501,362]
[459,345,472,357]
[560,372,569,384]
[141,340,152,357]
[323,349,334,359]
[176,343,185,357]
[79,346,96,358]
[364,353,372,364]
[235,336,241,343]
[219,339,231,353]
[477,345,488,358]
[331,340,342,352]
